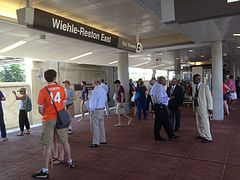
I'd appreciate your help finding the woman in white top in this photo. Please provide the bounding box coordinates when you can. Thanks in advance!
[12,87,30,136]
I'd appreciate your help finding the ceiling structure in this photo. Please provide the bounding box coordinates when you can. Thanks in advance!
[0,0,239,71]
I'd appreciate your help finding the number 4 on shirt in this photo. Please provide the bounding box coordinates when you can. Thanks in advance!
[50,91,61,104]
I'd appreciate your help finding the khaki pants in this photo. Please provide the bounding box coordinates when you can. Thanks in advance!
[67,104,75,118]
[195,108,212,140]
[41,120,68,146]
[90,109,106,145]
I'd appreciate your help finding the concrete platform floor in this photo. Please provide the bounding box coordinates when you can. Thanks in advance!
[1,104,240,180]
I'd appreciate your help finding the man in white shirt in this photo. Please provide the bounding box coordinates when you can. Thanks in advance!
[89,81,108,147]
[100,79,110,116]
[193,74,213,143]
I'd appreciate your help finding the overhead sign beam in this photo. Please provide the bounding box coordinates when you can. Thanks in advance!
[17,8,139,52]
[174,0,240,23]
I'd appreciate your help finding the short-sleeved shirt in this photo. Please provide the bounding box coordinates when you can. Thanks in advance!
[223,83,227,95]
[65,87,75,105]
[0,91,4,110]
[227,79,236,92]
[38,84,67,122]
[80,87,88,101]
[135,86,147,100]
[19,95,27,110]
[117,85,125,103]
[153,84,168,106]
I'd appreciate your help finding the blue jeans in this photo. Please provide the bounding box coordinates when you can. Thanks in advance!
[136,99,147,120]
[0,109,7,138]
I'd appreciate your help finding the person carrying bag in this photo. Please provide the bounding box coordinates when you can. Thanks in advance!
[45,87,71,129]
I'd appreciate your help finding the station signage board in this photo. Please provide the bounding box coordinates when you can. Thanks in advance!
[32,8,137,52]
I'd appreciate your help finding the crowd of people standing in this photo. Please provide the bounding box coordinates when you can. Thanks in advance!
[1,69,239,179]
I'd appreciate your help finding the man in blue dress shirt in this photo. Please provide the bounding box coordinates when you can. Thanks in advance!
[153,76,179,141]
[88,81,108,147]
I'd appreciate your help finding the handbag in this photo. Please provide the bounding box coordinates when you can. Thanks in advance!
[45,87,71,129]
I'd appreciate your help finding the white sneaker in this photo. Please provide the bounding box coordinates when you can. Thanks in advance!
[68,130,72,135]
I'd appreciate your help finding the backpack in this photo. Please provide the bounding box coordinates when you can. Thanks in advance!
[25,96,32,112]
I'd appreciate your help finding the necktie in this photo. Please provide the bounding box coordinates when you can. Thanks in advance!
[170,86,174,95]
[194,84,199,107]
[194,84,199,98]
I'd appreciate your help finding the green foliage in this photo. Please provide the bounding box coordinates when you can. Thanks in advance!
[0,64,26,82]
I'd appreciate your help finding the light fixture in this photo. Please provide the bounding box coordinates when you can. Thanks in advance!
[237,46,240,49]
[108,61,118,64]
[188,49,193,52]
[133,62,149,67]
[200,55,205,58]
[176,57,180,60]
[129,54,151,58]
[233,33,240,36]
[0,40,27,53]
[227,0,240,3]
[69,52,93,60]
[150,64,165,69]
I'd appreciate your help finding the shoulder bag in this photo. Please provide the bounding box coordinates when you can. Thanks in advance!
[45,87,71,129]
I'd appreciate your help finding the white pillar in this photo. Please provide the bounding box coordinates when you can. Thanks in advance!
[152,69,156,78]
[174,60,181,80]
[117,52,130,114]
[211,41,224,120]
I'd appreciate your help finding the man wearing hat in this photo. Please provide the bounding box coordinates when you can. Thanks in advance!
[12,87,31,136]
[63,80,76,134]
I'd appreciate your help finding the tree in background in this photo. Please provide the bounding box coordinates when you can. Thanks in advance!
[0,64,26,82]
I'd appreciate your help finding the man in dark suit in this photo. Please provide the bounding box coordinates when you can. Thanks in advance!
[167,78,184,132]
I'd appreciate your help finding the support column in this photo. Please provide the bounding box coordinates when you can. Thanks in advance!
[174,60,181,80]
[167,70,170,86]
[152,69,156,78]
[211,41,224,120]
[117,52,130,114]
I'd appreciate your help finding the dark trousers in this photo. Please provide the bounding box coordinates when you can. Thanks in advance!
[237,87,240,99]
[168,108,181,131]
[136,99,147,120]
[0,109,6,138]
[154,104,172,139]
[146,94,154,111]
[19,110,30,132]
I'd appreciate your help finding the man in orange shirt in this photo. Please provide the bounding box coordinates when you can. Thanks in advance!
[32,69,75,179]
